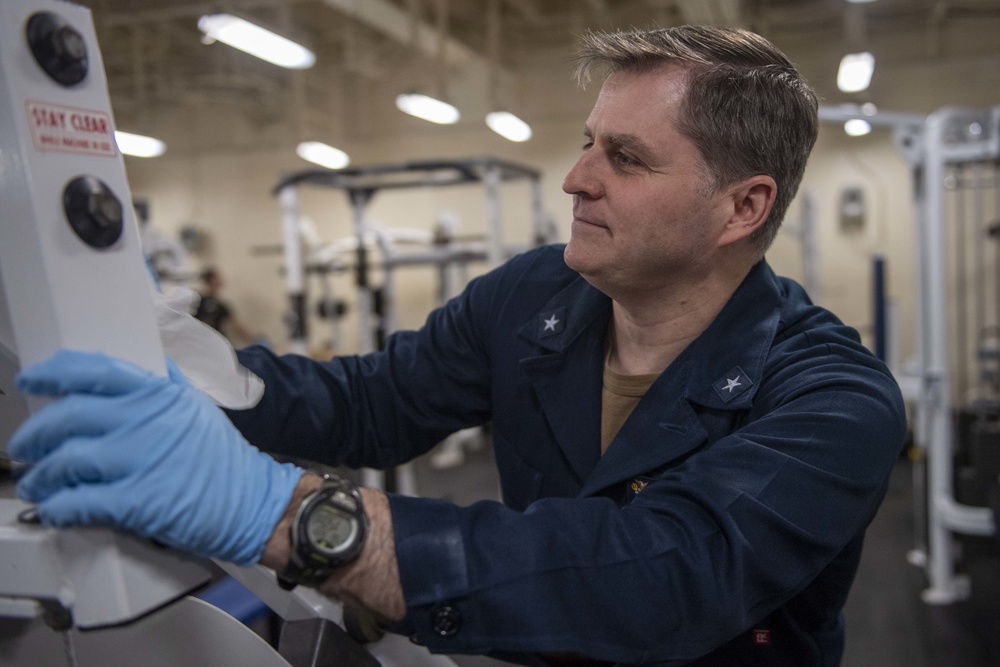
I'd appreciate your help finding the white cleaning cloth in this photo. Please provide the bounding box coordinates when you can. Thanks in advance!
[154,286,264,409]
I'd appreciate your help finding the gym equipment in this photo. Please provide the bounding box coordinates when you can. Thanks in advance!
[899,105,1000,604]
[0,1,455,664]
[274,158,554,356]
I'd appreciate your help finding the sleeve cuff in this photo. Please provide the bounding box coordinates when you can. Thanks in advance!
[387,493,469,606]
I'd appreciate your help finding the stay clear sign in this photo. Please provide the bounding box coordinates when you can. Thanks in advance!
[25,99,117,157]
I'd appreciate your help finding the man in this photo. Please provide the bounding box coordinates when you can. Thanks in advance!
[10,26,906,666]
[194,267,261,347]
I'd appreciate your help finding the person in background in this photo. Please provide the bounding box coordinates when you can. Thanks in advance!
[194,267,261,347]
[10,25,906,666]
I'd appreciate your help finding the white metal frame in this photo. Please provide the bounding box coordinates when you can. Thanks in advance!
[276,158,554,356]
[910,106,1000,604]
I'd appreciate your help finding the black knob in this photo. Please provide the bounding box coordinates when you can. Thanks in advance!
[25,12,88,86]
[63,176,124,249]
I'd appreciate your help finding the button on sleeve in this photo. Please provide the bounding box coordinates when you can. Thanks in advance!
[430,603,462,637]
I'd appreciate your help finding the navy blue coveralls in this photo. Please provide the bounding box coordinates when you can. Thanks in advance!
[230,244,907,666]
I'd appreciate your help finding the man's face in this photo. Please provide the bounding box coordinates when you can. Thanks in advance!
[562,65,733,296]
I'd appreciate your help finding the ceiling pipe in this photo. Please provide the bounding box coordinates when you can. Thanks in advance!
[319,0,477,68]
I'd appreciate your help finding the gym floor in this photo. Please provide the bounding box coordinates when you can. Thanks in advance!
[839,460,1000,667]
[408,443,1000,667]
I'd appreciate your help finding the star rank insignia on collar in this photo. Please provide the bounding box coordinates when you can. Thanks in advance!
[712,366,753,403]
[538,307,565,338]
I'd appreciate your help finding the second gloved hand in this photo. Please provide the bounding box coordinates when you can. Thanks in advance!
[9,349,303,566]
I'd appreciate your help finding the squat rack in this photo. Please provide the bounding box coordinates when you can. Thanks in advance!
[273,157,553,357]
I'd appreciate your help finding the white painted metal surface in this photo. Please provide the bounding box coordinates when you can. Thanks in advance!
[0,0,165,389]
[0,3,223,658]
[916,106,999,604]
[0,595,295,667]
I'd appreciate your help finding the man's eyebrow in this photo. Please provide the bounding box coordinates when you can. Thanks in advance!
[607,133,652,155]
[583,126,654,157]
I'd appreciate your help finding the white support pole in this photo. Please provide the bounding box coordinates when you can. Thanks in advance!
[483,165,504,267]
[280,186,308,356]
[352,193,375,356]
[350,191,383,490]
[921,109,965,604]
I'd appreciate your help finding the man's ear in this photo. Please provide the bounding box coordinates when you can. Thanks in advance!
[717,175,777,248]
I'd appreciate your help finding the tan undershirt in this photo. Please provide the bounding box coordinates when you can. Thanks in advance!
[601,353,659,454]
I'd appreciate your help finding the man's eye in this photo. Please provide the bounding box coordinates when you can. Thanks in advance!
[581,141,593,151]
[614,152,640,168]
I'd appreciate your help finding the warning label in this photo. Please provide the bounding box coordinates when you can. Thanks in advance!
[25,99,117,157]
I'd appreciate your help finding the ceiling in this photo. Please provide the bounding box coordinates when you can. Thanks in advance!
[72,0,1000,145]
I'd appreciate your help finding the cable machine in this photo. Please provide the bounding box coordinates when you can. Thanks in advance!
[815,104,1000,604]
[900,105,1000,604]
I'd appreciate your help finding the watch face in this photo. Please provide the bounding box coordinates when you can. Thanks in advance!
[306,503,358,556]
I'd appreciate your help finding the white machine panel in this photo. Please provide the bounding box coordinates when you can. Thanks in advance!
[0,0,213,648]
[0,0,166,450]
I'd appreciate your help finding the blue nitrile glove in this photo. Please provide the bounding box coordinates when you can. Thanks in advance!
[8,350,304,566]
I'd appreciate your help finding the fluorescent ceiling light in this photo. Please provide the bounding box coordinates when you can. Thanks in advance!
[486,111,532,142]
[115,131,166,158]
[198,14,315,70]
[395,93,460,125]
[845,0,878,4]
[844,119,872,136]
[837,52,875,93]
[296,141,349,170]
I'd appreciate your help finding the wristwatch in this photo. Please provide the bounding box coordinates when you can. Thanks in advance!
[277,474,368,590]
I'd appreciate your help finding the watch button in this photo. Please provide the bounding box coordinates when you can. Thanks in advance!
[430,604,462,637]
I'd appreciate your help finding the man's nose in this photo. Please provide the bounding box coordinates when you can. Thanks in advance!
[562,150,602,199]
